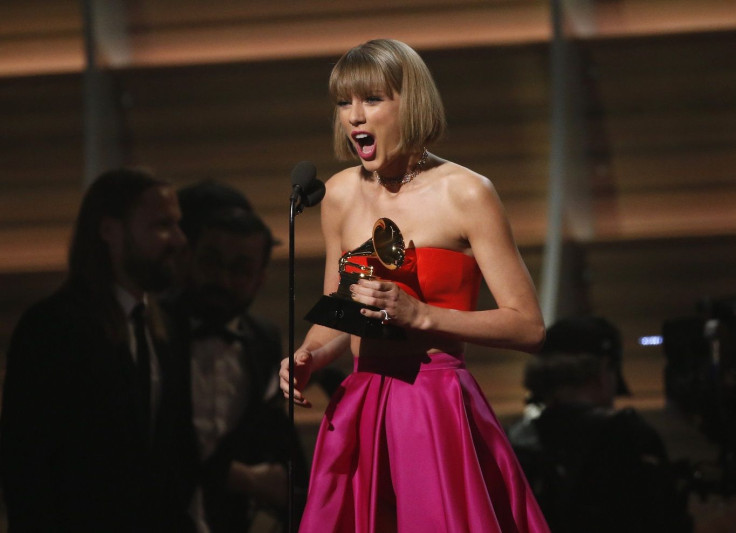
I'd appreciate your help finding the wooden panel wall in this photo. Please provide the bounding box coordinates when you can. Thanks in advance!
[1,31,736,403]
[0,74,84,273]
[581,32,736,240]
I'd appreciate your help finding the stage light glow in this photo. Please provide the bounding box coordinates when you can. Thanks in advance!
[639,335,663,346]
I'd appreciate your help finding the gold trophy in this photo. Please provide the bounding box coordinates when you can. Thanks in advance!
[305,218,406,339]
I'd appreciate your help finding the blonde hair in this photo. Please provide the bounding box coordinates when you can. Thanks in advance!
[328,39,446,160]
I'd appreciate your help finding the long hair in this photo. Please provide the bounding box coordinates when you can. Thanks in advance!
[66,168,168,337]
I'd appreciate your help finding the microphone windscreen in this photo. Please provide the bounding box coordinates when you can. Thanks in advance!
[304,180,326,207]
[291,161,317,189]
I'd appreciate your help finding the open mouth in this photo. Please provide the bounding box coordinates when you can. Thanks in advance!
[352,132,376,159]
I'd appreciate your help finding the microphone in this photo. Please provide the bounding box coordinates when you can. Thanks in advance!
[290,161,325,213]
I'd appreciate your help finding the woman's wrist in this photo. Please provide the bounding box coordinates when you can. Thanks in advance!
[410,301,434,332]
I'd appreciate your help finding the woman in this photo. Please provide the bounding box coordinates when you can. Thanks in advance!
[280,39,549,532]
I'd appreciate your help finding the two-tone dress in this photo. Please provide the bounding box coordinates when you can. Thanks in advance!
[299,247,550,533]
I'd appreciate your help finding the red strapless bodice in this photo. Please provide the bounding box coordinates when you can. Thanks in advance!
[348,247,482,311]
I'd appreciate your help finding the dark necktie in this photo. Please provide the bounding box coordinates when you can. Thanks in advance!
[131,303,151,440]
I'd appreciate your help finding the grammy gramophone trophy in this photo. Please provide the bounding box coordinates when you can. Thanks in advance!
[305,218,407,340]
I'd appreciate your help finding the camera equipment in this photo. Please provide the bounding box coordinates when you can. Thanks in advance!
[662,296,736,496]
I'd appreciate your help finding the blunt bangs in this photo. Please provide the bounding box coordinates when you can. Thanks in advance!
[328,47,402,104]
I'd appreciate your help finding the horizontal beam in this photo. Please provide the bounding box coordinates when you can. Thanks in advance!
[2,0,735,77]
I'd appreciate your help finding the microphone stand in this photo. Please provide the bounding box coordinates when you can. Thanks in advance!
[288,195,298,533]
[286,167,322,533]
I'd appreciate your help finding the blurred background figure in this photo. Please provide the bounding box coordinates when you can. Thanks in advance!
[662,297,736,502]
[0,168,193,532]
[161,180,307,533]
[507,316,693,533]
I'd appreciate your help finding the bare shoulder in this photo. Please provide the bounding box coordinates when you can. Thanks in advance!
[325,166,361,198]
[323,166,361,210]
[434,160,499,210]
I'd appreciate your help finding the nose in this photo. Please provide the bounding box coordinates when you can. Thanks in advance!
[349,100,365,126]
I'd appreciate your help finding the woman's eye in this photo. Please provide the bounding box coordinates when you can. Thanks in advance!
[337,100,350,107]
[366,96,382,103]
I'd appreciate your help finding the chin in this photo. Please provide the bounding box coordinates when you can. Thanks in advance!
[359,159,378,171]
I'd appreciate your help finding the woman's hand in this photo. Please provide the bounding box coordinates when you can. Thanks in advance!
[279,349,314,408]
[351,278,421,327]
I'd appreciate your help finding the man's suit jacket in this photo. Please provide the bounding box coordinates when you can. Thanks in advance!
[162,296,308,533]
[0,285,194,532]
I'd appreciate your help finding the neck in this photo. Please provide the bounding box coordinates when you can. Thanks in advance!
[373,148,429,187]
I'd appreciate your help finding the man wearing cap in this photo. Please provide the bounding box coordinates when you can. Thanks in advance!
[161,180,308,533]
[507,316,692,533]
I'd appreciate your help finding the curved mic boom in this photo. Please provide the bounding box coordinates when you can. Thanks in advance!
[304,180,325,208]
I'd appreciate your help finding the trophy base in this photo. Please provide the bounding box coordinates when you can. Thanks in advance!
[305,295,406,340]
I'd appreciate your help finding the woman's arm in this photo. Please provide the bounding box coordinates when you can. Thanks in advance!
[279,327,350,408]
[279,172,354,406]
[353,168,545,353]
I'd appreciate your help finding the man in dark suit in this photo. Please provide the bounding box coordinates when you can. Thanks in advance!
[162,181,307,533]
[507,316,693,533]
[0,168,193,532]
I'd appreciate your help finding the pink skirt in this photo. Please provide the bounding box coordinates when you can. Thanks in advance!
[299,352,550,533]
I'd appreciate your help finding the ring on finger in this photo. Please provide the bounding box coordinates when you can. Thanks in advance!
[380,309,391,322]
